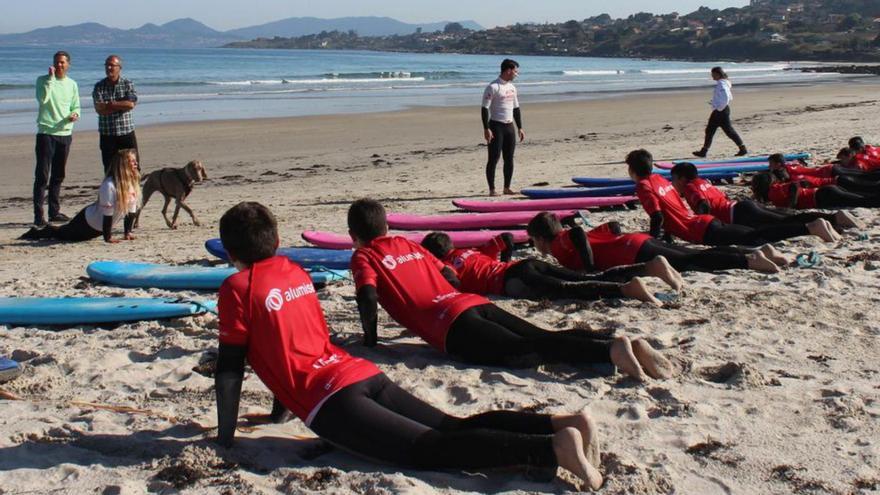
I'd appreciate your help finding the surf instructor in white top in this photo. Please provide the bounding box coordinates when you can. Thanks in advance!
[481,59,525,196]
[693,66,748,158]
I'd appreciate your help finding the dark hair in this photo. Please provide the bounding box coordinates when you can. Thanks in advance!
[220,202,278,264]
[526,211,563,241]
[750,172,773,201]
[670,162,698,181]
[500,59,519,72]
[54,51,70,62]
[421,232,453,259]
[711,66,728,79]
[849,136,866,152]
[347,198,387,242]
[837,147,853,159]
[625,149,654,178]
[767,153,785,166]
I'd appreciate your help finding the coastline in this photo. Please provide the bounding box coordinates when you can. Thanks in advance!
[1,76,880,493]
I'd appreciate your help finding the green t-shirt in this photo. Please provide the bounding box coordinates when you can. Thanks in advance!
[36,74,81,136]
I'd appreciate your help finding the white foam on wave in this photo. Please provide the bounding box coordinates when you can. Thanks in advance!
[640,65,789,75]
[207,77,426,86]
[562,70,624,76]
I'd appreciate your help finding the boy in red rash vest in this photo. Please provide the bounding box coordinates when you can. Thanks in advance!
[849,136,880,169]
[214,201,610,489]
[767,153,880,195]
[526,212,784,274]
[670,162,860,231]
[348,198,674,382]
[751,172,880,210]
[420,231,681,301]
[625,149,839,245]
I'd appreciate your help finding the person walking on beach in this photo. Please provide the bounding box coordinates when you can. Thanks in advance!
[693,66,748,158]
[482,59,525,196]
[93,54,138,174]
[33,50,80,227]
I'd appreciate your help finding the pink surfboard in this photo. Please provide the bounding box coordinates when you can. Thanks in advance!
[452,196,637,213]
[386,210,576,230]
[302,230,530,250]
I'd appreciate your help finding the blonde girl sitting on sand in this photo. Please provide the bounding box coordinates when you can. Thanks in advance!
[20,149,141,243]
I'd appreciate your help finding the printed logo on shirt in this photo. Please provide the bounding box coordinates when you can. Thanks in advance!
[381,251,425,270]
[264,283,316,312]
[432,291,460,304]
[657,184,676,197]
[699,183,712,192]
[452,250,477,269]
[313,353,341,370]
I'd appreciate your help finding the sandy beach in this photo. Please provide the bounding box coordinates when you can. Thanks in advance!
[1,79,880,494]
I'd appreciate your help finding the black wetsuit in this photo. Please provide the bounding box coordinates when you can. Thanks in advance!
[635,238,749,272]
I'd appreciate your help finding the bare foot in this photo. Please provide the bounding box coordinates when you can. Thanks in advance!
[610,336,647,381]
[621,277,661,305]
[552,427,603,490]
[551,410,601,468]
[746,251,780,273]
[806,218,840,242]
[632,339,674,379]
[645,255,683,291]
[834,210,863,230]
[759,244,789,267]
[503,188,516,195]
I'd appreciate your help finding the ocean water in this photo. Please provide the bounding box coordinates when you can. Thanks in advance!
[0,46,850,135]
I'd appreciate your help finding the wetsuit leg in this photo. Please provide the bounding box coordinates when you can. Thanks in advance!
[499,123,516,190]
[835,175,880,195]
[310,373,557,469]
[732,200,834,227]
[702,219,808,246]
[634,238,748,272]
[26,209,101,242]
[445,304,613,367]
[485,120,506,191]
[502,260,625,301]
[716,106,744,147]
[815,186,880,208]
[832,165,880,180]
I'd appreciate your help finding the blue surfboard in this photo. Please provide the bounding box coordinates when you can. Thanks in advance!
[571,171,738,187]
[0,297,217,326]
[0,357,21,383]
[87,261,348,290]
[522,184,636,199]
[675,152,809,165]
[205,239,352,270]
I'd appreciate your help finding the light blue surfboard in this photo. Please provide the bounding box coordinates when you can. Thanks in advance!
[86,261,348,290]
[205,239,352,270]
[571,171,737,187]
[0,297,217,326]
[674,152,809,165]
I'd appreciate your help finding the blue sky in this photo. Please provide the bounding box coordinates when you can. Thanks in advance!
[1,1,751,34]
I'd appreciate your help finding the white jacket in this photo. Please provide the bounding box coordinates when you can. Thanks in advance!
[710,79,732,111]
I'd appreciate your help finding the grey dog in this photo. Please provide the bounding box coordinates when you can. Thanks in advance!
[135,160,207,229]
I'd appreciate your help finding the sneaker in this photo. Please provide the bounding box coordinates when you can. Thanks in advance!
[735,147,749,157]
[49,212,70,222]
[692,149,707,158]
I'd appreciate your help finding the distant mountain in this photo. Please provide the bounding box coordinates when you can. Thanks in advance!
[0,18,241,47]
[0,16,483,48]
[227,16,483,39]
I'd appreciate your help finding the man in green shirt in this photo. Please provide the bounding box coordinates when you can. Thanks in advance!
[33,51,80,226]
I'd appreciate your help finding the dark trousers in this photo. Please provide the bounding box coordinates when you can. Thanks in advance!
[310,374,556,470]
[703,106,744,150]
[33,133,72,223]
[445,304,613,367]
[635,238,748,272]
[100,131,138,174]
[486,120,516,190]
